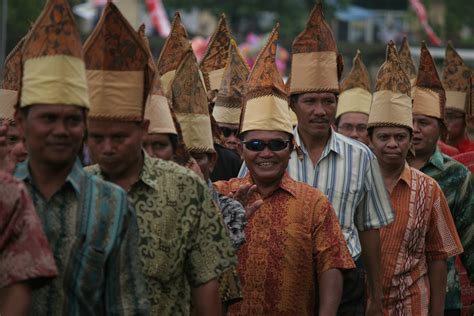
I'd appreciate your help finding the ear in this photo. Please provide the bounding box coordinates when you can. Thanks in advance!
[14,109,25,137]
[142,119,150,134]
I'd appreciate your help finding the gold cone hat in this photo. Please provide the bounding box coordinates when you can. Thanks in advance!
[156,12,191,95]
[0,36,26,123]
[398,37,417,86]
[213,39,249,125]
[84,2,153,121]
[241,24,292,134]
[412,42,445,120]
[289,2,342,95]
[145,75,178,135]
[20,0,89,109]
[336,50,372,119]
[442,42,471,113]
[368,41,412,130]
[170,50,215,153]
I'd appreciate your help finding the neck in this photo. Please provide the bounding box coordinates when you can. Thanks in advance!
[29,158,75,200]
[103,154,144,192]
[409,146,436,170]
[297,127,331,165]
[379,162,405,194]
[253,176,282,199]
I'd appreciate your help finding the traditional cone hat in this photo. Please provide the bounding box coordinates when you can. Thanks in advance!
[289,2,343,95]
[469,73,474,117]
[20,0,89,109]
[398,37,417,86]
[336,50,372,119]
[442,42,471,113]
[84,2,154,121]
[0,36,26,124]
[156,12,191,96]
[412,42,446,120]
[200,14,233,92]
[145,75,178,135]
[368,41,412,130]
[170,50,215,153]
[241,24,292,134]
[212,39,249,125]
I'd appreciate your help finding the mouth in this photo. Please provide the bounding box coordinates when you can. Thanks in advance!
[412,137,423,144]
[256,161,277,168]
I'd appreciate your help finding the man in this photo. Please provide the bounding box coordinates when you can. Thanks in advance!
[335,50,371,145]
[13,0,149,314]
[215,24,355,315]
[409,44,474,313]
[442,42,474,153]
[368,41,463,315]
[83,3,236,315]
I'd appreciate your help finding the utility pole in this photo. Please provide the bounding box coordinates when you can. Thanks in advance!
[0,0,7,79]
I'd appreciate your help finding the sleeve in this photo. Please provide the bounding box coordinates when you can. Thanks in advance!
[0,178,57,288]
[355,156,394,231]
[185,179,237,287]
[313,196,355,278]
[217,194,247,249]
[105,198,150,315]
[425,182,464,262]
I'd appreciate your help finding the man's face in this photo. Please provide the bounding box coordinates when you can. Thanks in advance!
[6,124,28,164]
[291,92,337,138]
[241,130,292,186]
[143,133,174,161]
[370,126,412,169]
[190,152,217,182]
[412,115,441,156]
[336,112,369,144]
[218,122,240,153]
[87,119,148,177]
[16,104,85,168]
[445,109,466,140]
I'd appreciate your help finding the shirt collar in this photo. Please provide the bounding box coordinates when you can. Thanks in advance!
[397,162,412,187]
[243,172,297,198]
[294,126,342,159]
[138,151,161,191]
[425,148,445,171]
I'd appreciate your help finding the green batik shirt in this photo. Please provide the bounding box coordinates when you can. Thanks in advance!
[15,159,149,315]
[86,155,236,315]
[420,149,474,310]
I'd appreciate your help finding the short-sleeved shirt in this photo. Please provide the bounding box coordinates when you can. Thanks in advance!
[381,164,463,315]
[215,173,355,315]
[86,155,236,315]
[15,159,149,315]
[0,172,57,288]
[239,128,394,259]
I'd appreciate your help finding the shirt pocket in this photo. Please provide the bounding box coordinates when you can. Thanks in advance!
[325,189,357,226]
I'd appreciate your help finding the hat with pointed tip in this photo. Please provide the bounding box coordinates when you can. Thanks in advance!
[336,50,372,119]
[442,42,471,113]
[241,23,292,134]
[398,37,417,86]
[289,2,342,95]
[145,75,178,135]
[368,41,413,130]
[20,0,89,109]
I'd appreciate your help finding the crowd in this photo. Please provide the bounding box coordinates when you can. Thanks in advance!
[0,0,473,315]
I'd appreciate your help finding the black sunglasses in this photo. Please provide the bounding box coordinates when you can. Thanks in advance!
[242,139,291,152]
[221,127,239,138]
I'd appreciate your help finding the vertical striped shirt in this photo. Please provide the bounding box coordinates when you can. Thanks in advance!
[239,128,394,258]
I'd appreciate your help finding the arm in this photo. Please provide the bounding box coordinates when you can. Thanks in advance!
[191,279,222,316]
[318,269,343,316]
[428,260,447,316]
[0,282,31,316]
[358,229,383,315]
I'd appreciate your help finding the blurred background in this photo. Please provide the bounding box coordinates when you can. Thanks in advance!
[1,0,474,82]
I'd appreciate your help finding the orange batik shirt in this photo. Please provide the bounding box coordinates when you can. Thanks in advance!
[381,164,463,316]
[214,173,355,316]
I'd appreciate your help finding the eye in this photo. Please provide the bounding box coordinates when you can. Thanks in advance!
[89,134,103,143]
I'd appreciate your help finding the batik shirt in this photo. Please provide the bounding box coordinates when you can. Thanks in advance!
[215,173,355,315]
[86,155,236,315]
[15,159,149,315]
[381,164,463,315]
[0,172,57,288]
[419,149,474,310]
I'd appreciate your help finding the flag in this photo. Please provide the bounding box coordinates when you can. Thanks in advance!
[145,0,171,37]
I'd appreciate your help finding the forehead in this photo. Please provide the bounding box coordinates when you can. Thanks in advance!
[88,119,140,134]
[298,92,336,101]
[28,104,84,116]
[145,133,172,142]
[244,130,290,140]
[445,109,465,115]
[413,114,438,122]
[373,126,410,136]
[217,122,239,129]
[338,112,369,124]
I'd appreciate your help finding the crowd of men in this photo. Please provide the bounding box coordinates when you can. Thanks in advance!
[0,0,473,315]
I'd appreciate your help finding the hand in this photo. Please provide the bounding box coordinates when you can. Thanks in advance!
[228,184,263,219]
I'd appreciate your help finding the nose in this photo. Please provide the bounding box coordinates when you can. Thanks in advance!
[311,103,326,117]
[386,136,398,148]
[258,146,275,158]
[412,121,421,134]
[102,138,115,155]
[227,134,239,144]
[349,128,359,139]
[52,120,68,136]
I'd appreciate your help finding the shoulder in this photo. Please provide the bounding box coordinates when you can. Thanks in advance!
[81,165,129,205]
[410,167,443,193]
[149,157,206,185]
[441,153,471,177]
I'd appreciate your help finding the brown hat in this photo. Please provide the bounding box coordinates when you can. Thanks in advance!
[20,0,89,109]
[145,75,178,135]
[200,14,232,92]
[442,42,471,113]
[368,41,412,130]
[289,2,343,95]
[156,12,191,95]
[212,39,249,125]
[469,74,474,117]
[398,37,417,86]
[170,50,215,153]
[336,50,372,119]
[412,42,446,120]
[84,1,154,121]
[0,36,26,123]
[241,24,292,134]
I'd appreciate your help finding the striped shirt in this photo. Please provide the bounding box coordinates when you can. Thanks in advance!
[239,128,394,258]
